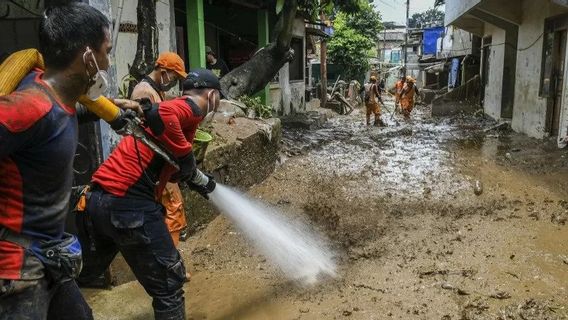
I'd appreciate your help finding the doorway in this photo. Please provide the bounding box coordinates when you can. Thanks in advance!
[542,15,568,136]
[551,30,566,136]
[481,36,492,106]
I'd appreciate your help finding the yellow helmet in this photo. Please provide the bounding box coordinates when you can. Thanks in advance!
[406,75,415,83]
[370,75,377,82]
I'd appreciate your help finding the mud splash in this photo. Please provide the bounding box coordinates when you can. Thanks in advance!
[209,185,337,284]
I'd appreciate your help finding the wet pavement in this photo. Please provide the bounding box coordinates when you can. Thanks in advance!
[87,98,568,319]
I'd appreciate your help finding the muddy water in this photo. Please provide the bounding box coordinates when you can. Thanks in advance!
[87,99,568,319]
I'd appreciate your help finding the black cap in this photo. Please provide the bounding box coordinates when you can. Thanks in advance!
[182,68,226,98]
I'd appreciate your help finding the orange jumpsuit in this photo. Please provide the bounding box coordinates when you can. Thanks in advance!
[364,83,382,126]
[400,83,417,118]
[394,80,405,106]
[131,81,188,245]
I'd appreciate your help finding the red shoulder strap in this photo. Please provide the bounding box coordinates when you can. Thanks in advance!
[0,89,52,133]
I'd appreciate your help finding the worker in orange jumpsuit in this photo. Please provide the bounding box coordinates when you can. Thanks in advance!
[393,75,406,109]
[363,76,384,126]
[399,76,419,119]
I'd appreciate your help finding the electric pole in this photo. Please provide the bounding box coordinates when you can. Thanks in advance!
[320,13,328,109]
[404,0,409,76]
[383,27,387,62]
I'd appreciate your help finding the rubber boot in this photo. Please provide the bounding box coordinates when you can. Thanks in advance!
[154,302,186,320]
[373,117,384,127]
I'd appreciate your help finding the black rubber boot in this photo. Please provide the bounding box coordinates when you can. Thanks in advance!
[154,302,186,320]
[373,117,385,127]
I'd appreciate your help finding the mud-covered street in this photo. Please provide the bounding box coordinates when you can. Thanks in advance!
[88,99,568,319]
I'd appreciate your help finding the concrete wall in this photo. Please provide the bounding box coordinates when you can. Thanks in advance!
[450,27,476,56]
[512,0,568,139]
[0,1,43,60]
[483,23,505,120]
[110,0,177,92]
[445,0,482,25]
[0,20,40,58]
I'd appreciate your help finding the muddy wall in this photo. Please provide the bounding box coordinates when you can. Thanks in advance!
[482,23,505,121]
[182,118,282,231]
[512,1,568,139]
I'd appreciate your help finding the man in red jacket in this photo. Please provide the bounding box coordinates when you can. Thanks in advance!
[0,3,140,319]
[77,68,221,320]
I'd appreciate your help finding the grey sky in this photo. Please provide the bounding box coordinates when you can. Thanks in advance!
[372,0,441,25]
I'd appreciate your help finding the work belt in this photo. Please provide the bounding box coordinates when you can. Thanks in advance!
[0,225,83,282]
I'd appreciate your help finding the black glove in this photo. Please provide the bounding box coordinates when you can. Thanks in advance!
[137,98,165,136]
[136,97,153,112]
[186,173,216,199]
[109,109,137,132]
[172,153,197,182]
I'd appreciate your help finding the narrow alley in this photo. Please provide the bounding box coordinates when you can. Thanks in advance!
[87,98,568,319]
[4,1,568,320]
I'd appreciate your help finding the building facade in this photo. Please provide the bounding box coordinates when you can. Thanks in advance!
[446,0,568,144]
[378,28,406,64]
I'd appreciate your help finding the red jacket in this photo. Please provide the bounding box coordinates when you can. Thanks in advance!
[0,70,78,279]
[92,96,204,200]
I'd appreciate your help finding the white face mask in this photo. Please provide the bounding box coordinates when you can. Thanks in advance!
[83,48,110,101]
[160,71,178,91]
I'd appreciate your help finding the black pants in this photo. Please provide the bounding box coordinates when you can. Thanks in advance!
[77,189,186,320]
[0,277,92,320]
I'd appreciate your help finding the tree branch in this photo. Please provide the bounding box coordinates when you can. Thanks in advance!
[276,0,298,51]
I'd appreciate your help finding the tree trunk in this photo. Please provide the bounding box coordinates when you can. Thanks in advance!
[128,0,157,96]
[220,0,297,99]
[320,39,327,108]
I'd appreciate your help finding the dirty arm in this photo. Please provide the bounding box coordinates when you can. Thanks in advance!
[76,99,143,125]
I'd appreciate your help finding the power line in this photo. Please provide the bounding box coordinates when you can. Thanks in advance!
[438,31,544,55]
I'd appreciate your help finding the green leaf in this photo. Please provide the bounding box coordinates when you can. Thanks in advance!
[276,0,284,14]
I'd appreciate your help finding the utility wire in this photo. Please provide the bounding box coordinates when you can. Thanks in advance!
[433,30,545,56]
